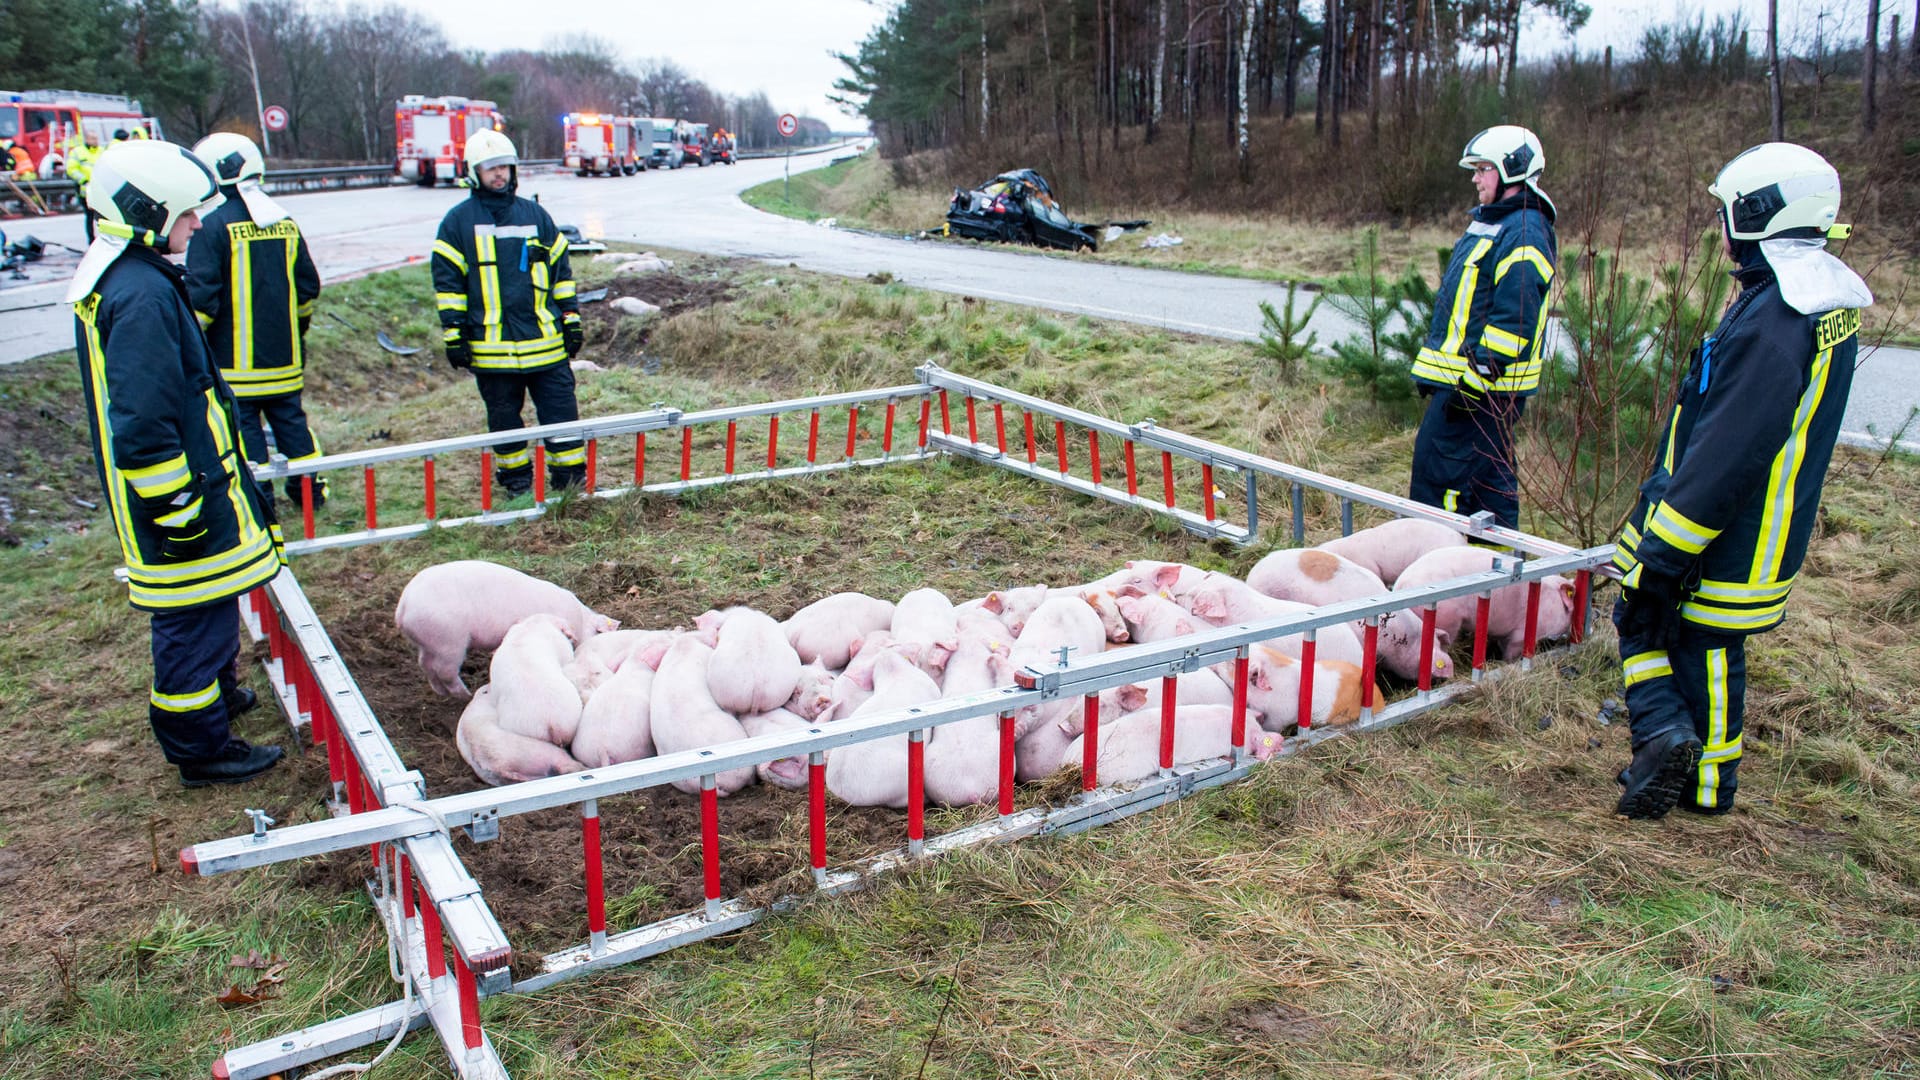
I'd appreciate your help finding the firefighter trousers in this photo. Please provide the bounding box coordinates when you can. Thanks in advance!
[1614,601,1748,813]
[234,390,325,507]
[1409,388,1524,530]
[475,366,585,492]
[149,598,244,765]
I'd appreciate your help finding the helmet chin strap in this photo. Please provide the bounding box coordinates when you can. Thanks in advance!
[96,220,160,248]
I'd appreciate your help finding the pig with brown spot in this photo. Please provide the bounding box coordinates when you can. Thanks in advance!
[1318,518,1468,585]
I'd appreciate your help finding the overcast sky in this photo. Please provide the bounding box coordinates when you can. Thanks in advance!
[393,1,1879,127]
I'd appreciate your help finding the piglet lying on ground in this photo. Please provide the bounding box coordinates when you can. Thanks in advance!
[571,661,655,768]
[1379,547,1576,680]
[784,592,896,669]
[1062,704,1280,785]
[489,614,586,749]
[649,637,756,796]
[703,607,804,717]
[456,685,586,787]
[828,649,943,808]
[396,559,618,699]
[1317,518,1467,586]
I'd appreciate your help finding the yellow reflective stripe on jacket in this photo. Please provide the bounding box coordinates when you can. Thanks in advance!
[1680,598,1787,631]
[223,369,305,398]
[1647,501,1719,555]
[195,309,215,330]
[474,229,501,340]
[1439,238,1495,357]
[436,291,470,313]
[151,680,220,713]
[552,279,577,301]
[433,239,468,273]
[1460,366,1493,393]
[127,546,280,609]
[1751,338,1837,583]
[124,454,192,498]
[153,496,203,528]
[1480,323,1527,358]
[1695,648,1734,805]
[1622,651,1673,687]
[1693,577,1794,603]
[1413,346,1465,384]
[1662,404,1684,472]
[232,228,255,374]
[1493,245,1554,284]
[551,234,570,262]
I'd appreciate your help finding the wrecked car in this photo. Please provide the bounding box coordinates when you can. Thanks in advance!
[943,169,1145,252]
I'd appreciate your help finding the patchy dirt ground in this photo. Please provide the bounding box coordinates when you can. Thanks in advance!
[579,271,740,364]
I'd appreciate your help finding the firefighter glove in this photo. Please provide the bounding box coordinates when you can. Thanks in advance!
[443,329,472,370]
[562,315,584,359]
[1615,567,1689,649]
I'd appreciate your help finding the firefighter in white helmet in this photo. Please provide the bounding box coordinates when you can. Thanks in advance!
[1408,124,1557,531]
[430,129,586,496]
[66,140,287,787]
[1611,143,1872,820]
[185,132,326,514]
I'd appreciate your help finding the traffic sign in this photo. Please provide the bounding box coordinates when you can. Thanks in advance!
[777,113,797,138]
[262,105,289,133]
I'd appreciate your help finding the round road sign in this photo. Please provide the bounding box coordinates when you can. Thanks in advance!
[262,105,289,133]
[777,113,798,138]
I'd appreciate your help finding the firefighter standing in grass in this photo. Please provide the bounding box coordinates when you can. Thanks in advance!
[1612,144,1871,820]
[1408,125,1557,532]
[67,140,287,787]
[431,130,586,496]
[185,132,325,513]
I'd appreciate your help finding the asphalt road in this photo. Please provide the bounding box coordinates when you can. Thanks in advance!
[3,145,1913,451]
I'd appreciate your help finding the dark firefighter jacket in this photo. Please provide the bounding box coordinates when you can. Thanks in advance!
[430,186,579,371]
[1613,260,1860,634]
[1412,189,1557,397]
[74,244,285,612]
[185,192,321,399]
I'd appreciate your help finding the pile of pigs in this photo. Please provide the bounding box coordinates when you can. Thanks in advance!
[393,517,1577,807]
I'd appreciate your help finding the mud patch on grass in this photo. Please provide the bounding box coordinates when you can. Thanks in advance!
[1193,999,1330,1043]
[583,272,741,362]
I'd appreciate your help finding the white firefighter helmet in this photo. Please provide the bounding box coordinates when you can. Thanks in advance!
[84,140,222,248]
[1708,142,1841,241]
[465,129,518,182]
[1458,125,1545,185]
[191,131,266,187]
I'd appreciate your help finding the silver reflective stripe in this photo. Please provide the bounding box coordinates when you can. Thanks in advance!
[471,224,538,239]
[1466,220,1503,238]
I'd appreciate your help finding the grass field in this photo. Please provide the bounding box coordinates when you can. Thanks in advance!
[0,249,1916,1078]
[743,150,1920,349]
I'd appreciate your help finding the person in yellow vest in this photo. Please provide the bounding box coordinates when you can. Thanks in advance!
[186,132,325,513]
[67,140,288,787]
[65,132,100,239]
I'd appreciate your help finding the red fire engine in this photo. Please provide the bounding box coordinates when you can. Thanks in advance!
[395,95,504,187]
[563,113,643,177]
[0,89,163,178]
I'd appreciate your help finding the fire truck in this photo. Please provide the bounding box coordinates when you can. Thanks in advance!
[673,121,710,168]
[0,89,163,178]
[394,95,504,187]
[563,113,643,177]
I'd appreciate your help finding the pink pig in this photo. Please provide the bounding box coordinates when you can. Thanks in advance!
[783,592,896,669]
[394,559,619,699]
[891,588,960,676]
[977,584,1050,636]
[827,649,943,808]
[573,629,676,674]
[785,660,838,721]
[703,606,804,717]
[1062,704,1281,785]
[1386,547,1577,674]
[1247,548,1389,609]
[571,661,656,768]
[1115,592,1199,643]
[1319,518,1469,586]
[1088,560,1212,601]
[488,614,585,749]
[1213,646,1372,731]
[648,637,756,796]
[1178,574,1364,666]
[455,684,587,787]
[740,707,813,791]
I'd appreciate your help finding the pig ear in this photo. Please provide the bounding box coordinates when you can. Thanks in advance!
[1121,683,1149,711]
[847,635,866,657]
[1436,628,1453,652]
[1118,583,1147,598]
[1154,565,1181,589]
[983,592,1005,614]
[1560,580,1576,606]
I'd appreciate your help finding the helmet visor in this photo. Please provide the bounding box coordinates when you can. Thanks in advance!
[472,153,516,172]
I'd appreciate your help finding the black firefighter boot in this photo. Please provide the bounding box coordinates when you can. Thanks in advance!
[1615,727,1704,820]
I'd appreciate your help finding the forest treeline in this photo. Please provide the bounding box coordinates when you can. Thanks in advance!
[836,0,1919,237]
[0,0,838,160]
